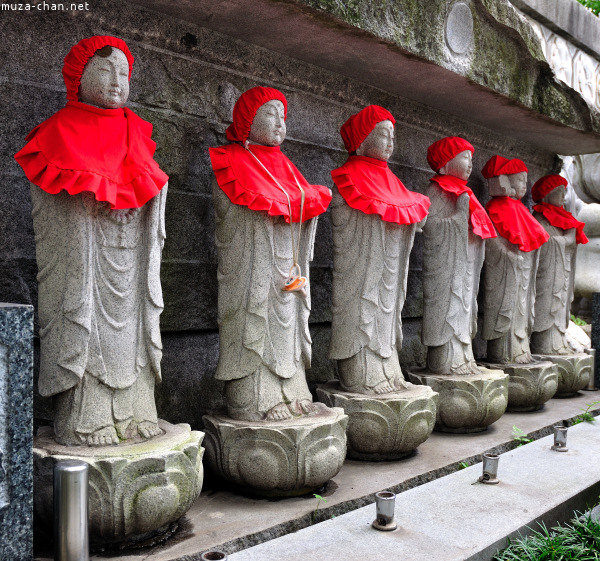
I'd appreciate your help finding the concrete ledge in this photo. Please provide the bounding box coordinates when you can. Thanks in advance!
[32,394,599,560]
[230,421,600,561]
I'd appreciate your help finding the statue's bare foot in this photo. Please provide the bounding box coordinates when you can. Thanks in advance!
[373,380,395,394]
[393,377,409,391]
[451,362,481,375]
[265,403,293,422]
[86,426,119,446]
[138,421,162,439]
[514,353,532,364]
[298,399,317,415]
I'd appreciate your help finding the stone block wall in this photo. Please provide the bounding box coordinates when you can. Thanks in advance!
[0,0,557,429]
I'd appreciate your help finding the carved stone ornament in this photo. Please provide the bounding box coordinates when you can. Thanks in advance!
[533,353,591,398]
[405,368,508,433]
[34,422,204,545]
[203,404,346,496]
[317,382,437,460]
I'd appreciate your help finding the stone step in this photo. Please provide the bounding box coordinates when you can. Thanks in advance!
[228,419,600,561]
[33,393,600,560]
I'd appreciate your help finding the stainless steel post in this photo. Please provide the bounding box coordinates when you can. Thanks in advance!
[372,490,397,531]
[552,425,568,452]
[54,460,89,561]
[584,348,597,391]
[478,453,500,484]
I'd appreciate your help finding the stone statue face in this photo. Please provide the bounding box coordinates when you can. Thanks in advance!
[508,172,527,200]
[356,120,394,161]
[440,149,472,181]
[79,48,130,109]
[248,100,286,146]
[543,185,566,207]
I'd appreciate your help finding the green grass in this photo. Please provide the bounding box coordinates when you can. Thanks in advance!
[572,401,600,426]
[512,425,533,447]
[576,0,600,16]
[570,314,588,327]
[494,512,600,560]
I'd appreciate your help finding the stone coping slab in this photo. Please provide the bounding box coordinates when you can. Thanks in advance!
[229,420,600,561]
[34,393,600,560]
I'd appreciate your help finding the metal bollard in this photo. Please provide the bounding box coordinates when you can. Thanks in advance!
[200,552,228,560]
[583,349,597,391]
[372,490,397,531]
[551,425,568,452]
[478,453,500,484]
[54,460,89,561]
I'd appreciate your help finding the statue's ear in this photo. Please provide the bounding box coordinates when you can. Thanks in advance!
[488,175,512,197]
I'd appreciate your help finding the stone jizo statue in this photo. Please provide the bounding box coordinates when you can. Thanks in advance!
[482,156,549,364]
[329,105,430,394]
[421,137,497,375]
[531,174,588,355]
[209,86,332,422]
[15,36,169,446]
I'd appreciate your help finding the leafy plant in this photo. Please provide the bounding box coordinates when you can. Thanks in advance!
[576,0,600,16]
[571,400,600,425]
[494,511,600,560]
[512,425,533,447]
[311,493,327,524]
[458,461,469,470]
[570,314,588,327]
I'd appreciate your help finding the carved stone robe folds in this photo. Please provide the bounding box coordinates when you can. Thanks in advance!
[483,235,539,361]
[531,213,576,354]
[422,186,484,372]
[212,182,317,419]
[329,189,417,391]
[31,185,166,442]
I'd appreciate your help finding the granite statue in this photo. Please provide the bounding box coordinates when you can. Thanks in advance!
[328,105,430,394]
[209,86,332,422]
[421,137,496,375]
[205,87,347,495]
[481,156,549,364]
[529,174,592,397]
[317,105,437,459]
[15,36,168,447]
[480,156,558,411]
[531,174,589,355]
[17,36,205,546]
[406,138,509,432]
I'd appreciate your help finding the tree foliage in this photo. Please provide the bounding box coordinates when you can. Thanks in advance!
[577,0,600,16]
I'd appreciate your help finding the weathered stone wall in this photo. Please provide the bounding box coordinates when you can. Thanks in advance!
[0,0,557,429]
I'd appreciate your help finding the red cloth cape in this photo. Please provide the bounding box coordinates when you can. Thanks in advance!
[331,155,429,224]
[427,137,474,172]
[533,202,589,244]
[15,101,168,209]
[531,174,568,202]
[226,87,288,144]
[486,196,550,251]
[340,105,395,154]
[430,174,496,239]
[209,143,331,223]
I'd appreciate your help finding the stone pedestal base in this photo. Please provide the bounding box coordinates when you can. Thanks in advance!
[532,353,592,397]
[479,360,558,412]
[406,368,508,433]
[33,421,204,546]
[316,382,438,461]
[203,403,348,497]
